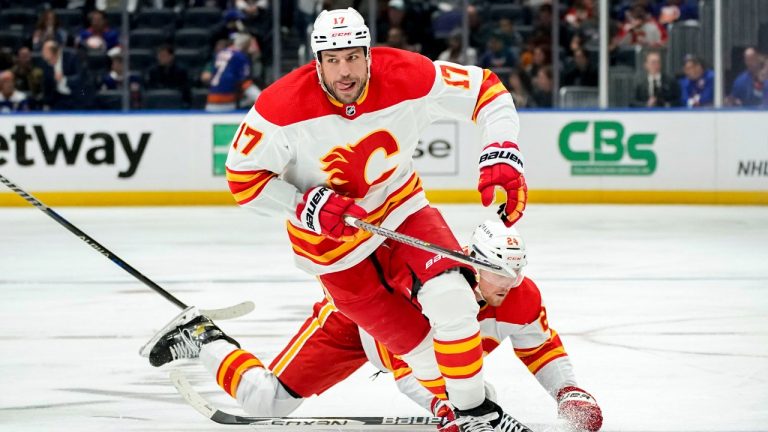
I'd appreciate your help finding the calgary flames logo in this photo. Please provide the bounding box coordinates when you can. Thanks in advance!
[321,130,400,199]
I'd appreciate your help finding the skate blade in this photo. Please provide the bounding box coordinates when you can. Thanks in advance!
[139,306,200,358]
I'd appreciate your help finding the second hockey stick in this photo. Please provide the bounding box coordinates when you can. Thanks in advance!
[170,370,535,432]
[344,216,510,277]
[0,173,254,320]
[170,370,441,427]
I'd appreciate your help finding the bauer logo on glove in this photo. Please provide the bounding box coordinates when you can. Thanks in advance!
[477,142,528,227]
[296,186,368,241]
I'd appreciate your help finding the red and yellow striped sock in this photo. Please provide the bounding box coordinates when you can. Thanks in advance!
[216,349,265,398]
[434,331,485,409]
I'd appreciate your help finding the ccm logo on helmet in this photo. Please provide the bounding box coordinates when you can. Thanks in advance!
[478,151,524,168]
[331,32,352,37]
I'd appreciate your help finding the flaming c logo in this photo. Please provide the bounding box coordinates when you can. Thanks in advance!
[321,130,400,199]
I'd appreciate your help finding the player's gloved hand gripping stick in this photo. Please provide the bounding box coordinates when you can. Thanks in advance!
[0,173,253,320]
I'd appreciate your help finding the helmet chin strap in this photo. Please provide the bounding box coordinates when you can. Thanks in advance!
[315,50,372,103]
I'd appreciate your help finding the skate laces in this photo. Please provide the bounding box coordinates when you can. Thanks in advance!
[445,412,499,432]
[169,327,202,361]
[496,413,528,432]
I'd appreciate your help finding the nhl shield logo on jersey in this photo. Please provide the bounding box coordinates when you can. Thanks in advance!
[321,130,399,198]
[345,105,356,116]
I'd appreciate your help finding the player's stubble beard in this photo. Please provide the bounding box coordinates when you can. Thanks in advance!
[323,75,367,105]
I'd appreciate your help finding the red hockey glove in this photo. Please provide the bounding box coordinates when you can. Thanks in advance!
[296,186,367,241]
[477,142,527,227]
[557,386,603,432]
[431,398,458,432]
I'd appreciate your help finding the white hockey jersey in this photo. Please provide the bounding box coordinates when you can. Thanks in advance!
[225,47,520,275]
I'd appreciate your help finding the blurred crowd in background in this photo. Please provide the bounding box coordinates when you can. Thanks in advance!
[0,0,766,112]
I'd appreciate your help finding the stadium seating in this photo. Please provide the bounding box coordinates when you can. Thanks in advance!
[609,66,637,107]
[134,8,177,31]
[0,30,25,52]
[174,48,208,72]
[130,28,171,50]
[129,49,156,71]
[174,28,212,51]
[94,89,124,110]
[54,9,85,31]
[191,87,209,109]
[182,7,222,30]
[0,8,38,33]
[559,86,599,108]
[143,88,185,109]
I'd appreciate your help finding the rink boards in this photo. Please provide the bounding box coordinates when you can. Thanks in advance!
[0,110,766,205]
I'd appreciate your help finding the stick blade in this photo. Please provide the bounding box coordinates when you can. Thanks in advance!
[201,301,255,320]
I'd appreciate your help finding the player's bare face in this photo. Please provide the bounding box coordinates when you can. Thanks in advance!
[320,47,368,104]
[478,270,518,307]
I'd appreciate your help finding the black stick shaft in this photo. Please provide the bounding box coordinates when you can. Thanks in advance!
[0,173,187,309]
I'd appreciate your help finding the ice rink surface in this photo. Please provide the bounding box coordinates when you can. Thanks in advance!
[1,203,767,432]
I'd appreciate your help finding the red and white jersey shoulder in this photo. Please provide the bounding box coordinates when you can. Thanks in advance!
[477,277,576,397]
[225,47,520,275]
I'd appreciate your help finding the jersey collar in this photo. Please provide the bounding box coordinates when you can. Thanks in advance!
[324,81,370,118]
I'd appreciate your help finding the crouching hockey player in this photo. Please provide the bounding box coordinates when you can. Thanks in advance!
[142,220,602,431]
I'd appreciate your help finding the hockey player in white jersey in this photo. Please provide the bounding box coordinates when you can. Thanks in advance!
[143,221,602,432]
[218,7,527,432]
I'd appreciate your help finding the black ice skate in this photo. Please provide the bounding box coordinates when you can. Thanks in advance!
[139,306,239,367]
[454,398,505,432]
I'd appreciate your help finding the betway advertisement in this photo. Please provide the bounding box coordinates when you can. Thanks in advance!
[0,111,765,204]
[0,114,234,191]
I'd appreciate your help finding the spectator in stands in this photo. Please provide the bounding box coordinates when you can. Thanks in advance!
[0,71,30,113]
[438,29,477,65]
[562,48,598,87]
[100,47,125,90]
[611,5,667,49]
[385,27,417,52]
[12,47,44,109]
[679,55,714,108]
[531,65,554,108]
[235,0,268,18]
[526,44,551,83]
[32,9,71,51]
[206,33,259,112]
[467,5,492,51]
[146,44,191,106]
[655,0,698,26]
[41,40,81,110]
[506,68,533,108]
[294,0,319,43]
[99,47,141,107]
[497,17,524,59]
[728,47,765,107]
[200,38,229,87]
[532,3,554,41]
[565,0,596,31]
[479,33,517,69]
[213,9,246,46]
[759,60,768,108]
[631,50,680,107]
[77,10,120,52]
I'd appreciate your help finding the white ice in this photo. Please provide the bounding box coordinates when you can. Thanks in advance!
[1,204,767,432]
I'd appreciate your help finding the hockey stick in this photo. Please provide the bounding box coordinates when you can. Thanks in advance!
[0,173,254,321]
[344,216,510,277]
[170,369,441,427]
[170,370,535,432]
